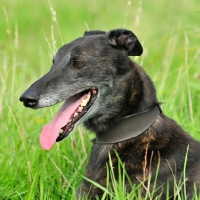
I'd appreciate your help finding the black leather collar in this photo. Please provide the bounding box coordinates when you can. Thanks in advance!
[96,106,161,144]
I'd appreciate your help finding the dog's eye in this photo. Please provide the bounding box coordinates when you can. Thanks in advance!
[73,61,83,68]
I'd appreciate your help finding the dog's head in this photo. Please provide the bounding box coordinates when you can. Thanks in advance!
[19,29,143,150]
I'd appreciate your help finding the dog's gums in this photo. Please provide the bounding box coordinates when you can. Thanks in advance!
[56,88,97,142]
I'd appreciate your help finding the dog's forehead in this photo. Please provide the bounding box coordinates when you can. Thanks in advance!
[56,35,107,57]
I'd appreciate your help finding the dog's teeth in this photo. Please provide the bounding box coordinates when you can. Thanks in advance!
[86,96,90,101]
[74,112,78,117]
[85,94,90,101]
[59,129,64,134]
[88,91,91,97]
[87,94,91,100]
[81,99,87,107]
[68,119,72,123]
[78,106,83,112]
[81,92,91,107]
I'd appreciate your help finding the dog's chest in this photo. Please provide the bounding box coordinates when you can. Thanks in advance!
[92,143,111,164]
[87,143,112,178]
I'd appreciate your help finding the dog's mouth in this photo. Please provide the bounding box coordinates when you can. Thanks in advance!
[40,88,98,150]
[56,89,97,141]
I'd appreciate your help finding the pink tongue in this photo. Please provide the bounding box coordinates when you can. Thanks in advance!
[40,94,87,150]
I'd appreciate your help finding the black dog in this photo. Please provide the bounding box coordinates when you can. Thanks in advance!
[20,29,200,199]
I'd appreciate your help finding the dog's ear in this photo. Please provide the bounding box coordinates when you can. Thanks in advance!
[107,29,143,56]
[84,30,106,36]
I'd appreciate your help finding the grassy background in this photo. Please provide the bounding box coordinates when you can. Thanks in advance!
[0,0,200,199]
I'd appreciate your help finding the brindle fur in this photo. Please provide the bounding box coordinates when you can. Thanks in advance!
[20,29,200,199]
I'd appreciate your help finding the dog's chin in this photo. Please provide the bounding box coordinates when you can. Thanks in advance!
[56,88,98,142]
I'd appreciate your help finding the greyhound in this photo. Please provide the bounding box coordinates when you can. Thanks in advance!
[20,29,200,199]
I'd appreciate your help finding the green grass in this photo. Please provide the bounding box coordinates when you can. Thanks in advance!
[0,0,200,199]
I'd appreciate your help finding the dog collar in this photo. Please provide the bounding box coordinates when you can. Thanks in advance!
[96,106,160,144]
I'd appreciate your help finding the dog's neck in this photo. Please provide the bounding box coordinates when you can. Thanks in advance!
[96,105,161,144]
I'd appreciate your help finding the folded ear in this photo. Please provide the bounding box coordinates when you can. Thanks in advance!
[84,30,106,36]
[107,29,143,56]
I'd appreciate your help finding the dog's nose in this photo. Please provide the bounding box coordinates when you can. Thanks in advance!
[19,90,39,108]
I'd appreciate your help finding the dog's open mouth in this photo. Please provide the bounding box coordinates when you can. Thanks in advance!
[56,89,97,141]
[40,88,98,150]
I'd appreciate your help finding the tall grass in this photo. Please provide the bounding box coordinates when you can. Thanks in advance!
[0,0,200,199]
[78,149,200,200]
